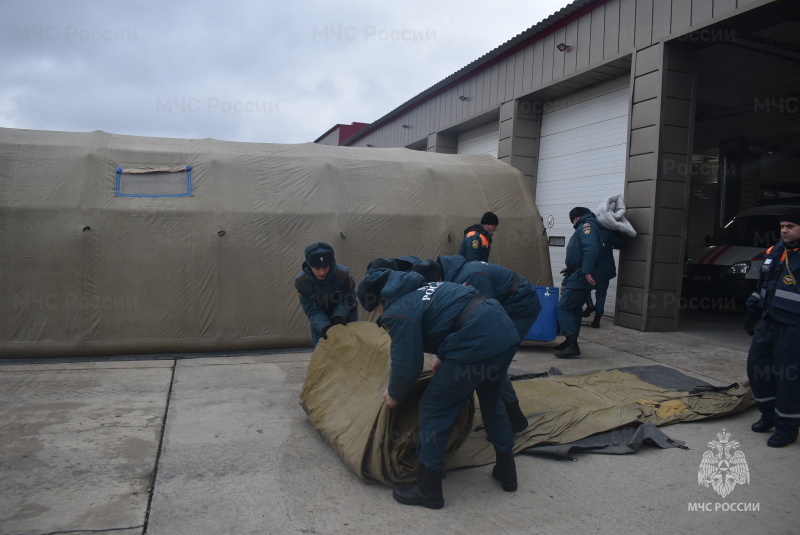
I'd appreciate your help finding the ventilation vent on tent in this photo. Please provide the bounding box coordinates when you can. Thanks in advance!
[115,165,193,197]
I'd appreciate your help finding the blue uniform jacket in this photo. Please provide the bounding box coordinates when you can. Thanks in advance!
[458,224,492,262]
[746,241,800,327]
[562,213,602,289]
[379,271,519,402]
[294,262,357,334]
[439,255,541,337]
[596,226,623,281]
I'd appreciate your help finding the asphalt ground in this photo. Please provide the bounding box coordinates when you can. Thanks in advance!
[1,309,798,535]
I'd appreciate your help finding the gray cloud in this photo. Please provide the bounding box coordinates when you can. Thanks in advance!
[1,0,567,143]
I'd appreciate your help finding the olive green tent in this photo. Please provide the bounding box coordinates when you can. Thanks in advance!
[0,128,551,358]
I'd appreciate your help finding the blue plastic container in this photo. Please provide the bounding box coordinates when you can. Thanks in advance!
[524,286,559,341]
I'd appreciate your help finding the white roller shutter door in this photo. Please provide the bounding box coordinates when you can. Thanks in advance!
[535,76,630,318]
[457,122,499,157]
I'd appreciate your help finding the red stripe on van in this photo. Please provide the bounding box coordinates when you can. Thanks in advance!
[705,245,731,265]
[698,247,719,264]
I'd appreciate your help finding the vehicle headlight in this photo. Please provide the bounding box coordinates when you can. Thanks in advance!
[727,261,750,275]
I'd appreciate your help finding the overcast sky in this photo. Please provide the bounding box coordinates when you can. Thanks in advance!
[1,0,570,144]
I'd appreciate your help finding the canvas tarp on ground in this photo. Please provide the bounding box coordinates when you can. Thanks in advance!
[0,128,551,358]
[300,322,755,486]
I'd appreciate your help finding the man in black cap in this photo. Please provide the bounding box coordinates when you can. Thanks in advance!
[358,265,520,509]
[745,206,800,448]
[294,242,358,346]
[554,207,603,358]
[458,211,498,262]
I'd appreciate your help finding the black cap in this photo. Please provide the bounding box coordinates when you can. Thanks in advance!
[481,211,499,226]
[411,259,443,283]
[366,257,398,272]
[394,256,421,271]
[569,207,592,221]
[357,269,391,312]
[780,206,800,226]
[304,242,334,268]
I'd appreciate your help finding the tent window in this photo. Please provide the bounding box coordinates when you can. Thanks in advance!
[115,165,193,197]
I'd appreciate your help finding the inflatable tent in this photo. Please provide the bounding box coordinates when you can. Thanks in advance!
[0,128,551,358]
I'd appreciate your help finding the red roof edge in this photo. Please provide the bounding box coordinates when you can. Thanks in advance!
[314,122,371,144]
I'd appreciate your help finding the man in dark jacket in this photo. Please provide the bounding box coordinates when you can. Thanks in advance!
[584,225,624,328]
[555,207,602,358]
[294,242,358,346]
[413,255,541,433]
[744,206,800,448]
[458,211,498,262]
[357,267,520,509]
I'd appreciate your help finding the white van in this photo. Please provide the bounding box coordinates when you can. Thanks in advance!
[684,204,796,301]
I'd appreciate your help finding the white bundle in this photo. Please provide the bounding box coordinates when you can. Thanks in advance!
[594,194,637,237]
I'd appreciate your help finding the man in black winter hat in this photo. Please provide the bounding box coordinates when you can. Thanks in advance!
[458,211,498,262]
[554,207,602,358]
[294,242,357,346]
[745,206,800,447]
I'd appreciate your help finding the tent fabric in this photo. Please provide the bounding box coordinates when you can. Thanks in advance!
[299,321,473,485]
[0,127,552,358]
[522,422,686,459]
[300,322,755,486]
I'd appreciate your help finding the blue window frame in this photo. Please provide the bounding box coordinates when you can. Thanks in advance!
[115,165,193,197]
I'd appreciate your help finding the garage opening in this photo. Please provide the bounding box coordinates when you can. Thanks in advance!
[682,3,800,330]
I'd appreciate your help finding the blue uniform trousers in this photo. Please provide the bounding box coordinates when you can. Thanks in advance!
[593,278,610,316]
[746,318,800,438]
[310,308,359,346]
[557,287,592,338]
[417,344,517,471]
[497,313,538,405]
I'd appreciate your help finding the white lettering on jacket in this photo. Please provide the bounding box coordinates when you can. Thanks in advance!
[417,282,443,301]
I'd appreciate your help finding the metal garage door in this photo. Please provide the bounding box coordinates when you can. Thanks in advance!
[535,76,630,318]
[457,122,499,157]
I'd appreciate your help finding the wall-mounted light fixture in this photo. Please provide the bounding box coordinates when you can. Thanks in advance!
[458,95,469,101]
[556,43,571,52]
[402,124,410,129]
[366,144,374,147]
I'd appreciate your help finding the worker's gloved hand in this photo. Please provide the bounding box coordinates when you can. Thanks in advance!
[743,308,761,336]
[320,325,331,339]
[330,316,345,326]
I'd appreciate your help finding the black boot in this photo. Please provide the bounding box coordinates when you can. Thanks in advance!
[751,418,774,433]
[553,338,569,351]
[582,299,595,318]
[505,401,529,433]
[767,433,797,448]
[554,337,581,358]
[591,314,601,328]
[492,451,517,492]
[393,467,444,509]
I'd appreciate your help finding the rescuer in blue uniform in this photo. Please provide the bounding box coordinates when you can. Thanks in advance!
[357,266,520,509]
[413,255,541,433]
[555,207,603,358]
[744,207,800,448]
[458,211,498,262]
[294,242,358,346]
[583,224,624,328]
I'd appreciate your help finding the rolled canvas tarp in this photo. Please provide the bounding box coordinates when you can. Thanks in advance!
[299,321,473,485]
[0,128,551,358]
[300,323,754,485]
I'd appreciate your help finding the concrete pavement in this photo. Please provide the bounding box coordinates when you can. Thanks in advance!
[1,312,798,535]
